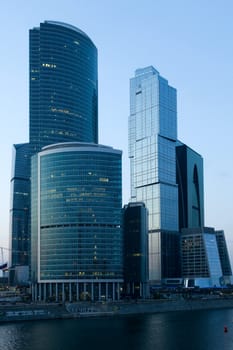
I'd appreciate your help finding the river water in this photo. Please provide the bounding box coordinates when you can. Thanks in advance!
[1,308,233,350]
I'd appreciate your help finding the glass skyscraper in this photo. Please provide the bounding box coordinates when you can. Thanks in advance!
[10,21,98,276]
[129,66,179,283]
[31,143,123,301]
[30,21,98,150]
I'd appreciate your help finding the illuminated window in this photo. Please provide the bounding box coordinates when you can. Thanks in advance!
[132,253,142,257]
[99,177,109,182]
[42,63,57,68]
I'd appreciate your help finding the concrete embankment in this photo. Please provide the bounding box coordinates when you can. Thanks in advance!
[0,303,70,323]
[114,298,233,315]
[1,297,233,323]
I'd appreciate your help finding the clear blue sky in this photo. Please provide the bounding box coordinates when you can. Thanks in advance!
[0,0,233,263]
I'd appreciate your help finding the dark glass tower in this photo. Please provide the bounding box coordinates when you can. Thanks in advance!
[9,143,33,267]
[31,143,122,301]
[123,202,149,298]
[176,143,204,230]
[10,21,98,276]
[30,21,98,150]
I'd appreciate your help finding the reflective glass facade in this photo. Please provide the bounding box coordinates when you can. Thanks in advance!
[9,143,33,269]
[10,21,98,274]
[176,143,204,229]
[30,21,98,150]
[129,66,179,282]
[181,227,223,288]
[31,143,122,301]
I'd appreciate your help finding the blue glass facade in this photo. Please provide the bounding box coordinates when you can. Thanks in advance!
[31,143,123,301]
[10,21,98,274]
[30,21,98,150]
[129,66,179,282]
[9,143,33,270]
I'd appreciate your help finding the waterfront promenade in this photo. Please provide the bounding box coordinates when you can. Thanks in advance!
[1,295,233,323]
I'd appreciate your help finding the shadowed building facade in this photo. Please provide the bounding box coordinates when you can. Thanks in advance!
[176,143,204,230]
[123,202,149,298]
[215,230,232,279]
[9,143,33,268]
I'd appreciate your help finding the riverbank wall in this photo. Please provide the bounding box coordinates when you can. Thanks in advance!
[1,297,233,323]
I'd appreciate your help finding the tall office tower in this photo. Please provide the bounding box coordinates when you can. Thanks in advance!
[176,143,204,230]
[129,66,179,283]
[10,21,98,278]
[123,202,149,298]
[30,21,98,150]
[31,143,123,302]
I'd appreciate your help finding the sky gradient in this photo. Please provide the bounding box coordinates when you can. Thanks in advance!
[0,0,233,263]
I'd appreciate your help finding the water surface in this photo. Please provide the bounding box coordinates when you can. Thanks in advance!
[0,308,233,350]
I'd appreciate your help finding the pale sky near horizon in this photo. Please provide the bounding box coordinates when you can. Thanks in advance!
[0,0,233,264]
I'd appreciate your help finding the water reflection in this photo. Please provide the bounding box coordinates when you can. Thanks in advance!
[0,309,233,350]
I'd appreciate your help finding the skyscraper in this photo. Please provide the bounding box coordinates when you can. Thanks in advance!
[31,143,123,301]
[10,21,98,277]
[30,21,98,150]
[129,66,179,283]
[123,202,149,298]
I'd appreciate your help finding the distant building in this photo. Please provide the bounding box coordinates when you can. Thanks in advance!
[181,227,223,288]
[128,66,179,283]
[123,202,149,298]
[10,21,98,277]
[9,143,33,274]
[176,143,204,230]
[31,143,123,301]
[215,230,232,284]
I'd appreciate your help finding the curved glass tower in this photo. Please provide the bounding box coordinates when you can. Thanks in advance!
[31,143,123,301]
[10,21,98,280]
[30,21,98,150]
